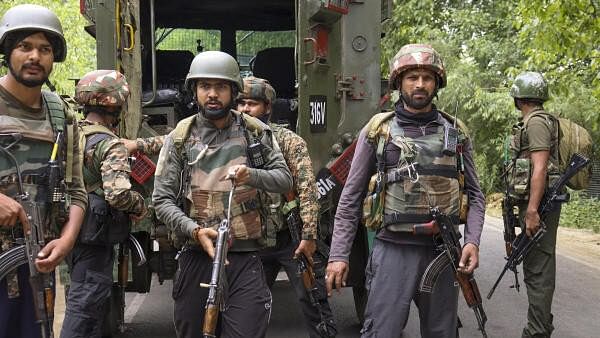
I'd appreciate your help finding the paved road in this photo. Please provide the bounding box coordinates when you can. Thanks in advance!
[68,215,600,338]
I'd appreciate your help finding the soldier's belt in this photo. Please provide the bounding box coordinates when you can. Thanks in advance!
[384,213,460,233]
[185,239,262,252]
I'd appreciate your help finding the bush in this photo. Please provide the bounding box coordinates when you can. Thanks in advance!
[559,193,600,233]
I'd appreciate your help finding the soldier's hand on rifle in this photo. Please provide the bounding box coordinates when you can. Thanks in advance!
[227,165,250,186]
[458,243,479,274]
[525,209,541,237]
[325,261,349,296]
[35,237,73,273]
[194,227,219,258]
[0,192,30,229]
[294,239,316,264]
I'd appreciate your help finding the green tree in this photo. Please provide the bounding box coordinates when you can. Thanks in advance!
[0,0,96,96]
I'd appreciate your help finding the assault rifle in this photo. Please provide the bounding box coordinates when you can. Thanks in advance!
[487,153,590,299]
[0,132,58,338]
[501,137,520,293]
[117,234,147,333]
[285,192,334,338]
[419,207,487,338]
[200,176,235,338]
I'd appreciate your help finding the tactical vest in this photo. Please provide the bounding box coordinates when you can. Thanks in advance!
[0,91,74,241]
[363,111,466,232]
[174,112,269,250]
[507,109,561,201]
[382,119,461,231]
[77,122,130,245]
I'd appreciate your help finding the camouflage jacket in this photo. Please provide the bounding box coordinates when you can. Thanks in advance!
[153,111,293,241]
[80,120,145,216]
[270,123,318,240]
[135,134,165,157]
[1,85,87,297]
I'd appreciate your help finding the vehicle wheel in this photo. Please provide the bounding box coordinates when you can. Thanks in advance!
[352,284,368,324]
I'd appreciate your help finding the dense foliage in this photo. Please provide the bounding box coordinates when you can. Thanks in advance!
[0,0,96,96]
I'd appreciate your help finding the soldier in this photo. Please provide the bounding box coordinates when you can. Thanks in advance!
[59,70,146,338]
[325,44,486,337]
[508,71,560,338]
[0,4,87,338]
[152,51,292,338]
[237,76,337,338]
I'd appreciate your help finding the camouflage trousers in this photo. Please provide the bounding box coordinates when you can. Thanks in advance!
[521,205,561,338]
[360,238,459,338]
[0,264,55,338]
[260,230,337,338]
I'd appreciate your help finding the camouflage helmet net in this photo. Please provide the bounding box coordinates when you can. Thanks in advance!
[238,76,276,104]
[389,44,446,90]
[510,71,548,102]
[75,70,130,107]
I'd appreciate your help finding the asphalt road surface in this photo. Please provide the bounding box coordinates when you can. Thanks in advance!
[66,215,600,338]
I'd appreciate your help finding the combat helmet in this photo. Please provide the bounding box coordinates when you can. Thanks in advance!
[510,71,548,102]
[238,76,276,104]
[0,4,67,62]
[185,51,243,92]
[75,70,130,108]
[389,44,446,90]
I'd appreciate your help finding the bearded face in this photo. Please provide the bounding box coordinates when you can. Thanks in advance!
[399,69,438,112]
[7,32,54,88]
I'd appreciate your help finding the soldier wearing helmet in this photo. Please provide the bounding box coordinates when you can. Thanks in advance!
[326,43,485,337]
[0,5,87,338]
[152,51,292,338]
[237,76,338,338]
[60,70,146,338]
[507,71,560,338]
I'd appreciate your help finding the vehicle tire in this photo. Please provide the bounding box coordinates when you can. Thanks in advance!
[352,284,368,324]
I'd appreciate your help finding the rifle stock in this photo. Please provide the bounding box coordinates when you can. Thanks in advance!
[419,207,487,338]
[488,153,590,299]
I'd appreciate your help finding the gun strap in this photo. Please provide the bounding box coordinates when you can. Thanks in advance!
[43,90,76,183]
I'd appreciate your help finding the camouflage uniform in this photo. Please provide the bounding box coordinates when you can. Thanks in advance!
[1,5,87,338]
[153,50,292,338]
[61,70,144,338]
[508,72,560,338]
[329,45,485,338]
[238,76,336,337]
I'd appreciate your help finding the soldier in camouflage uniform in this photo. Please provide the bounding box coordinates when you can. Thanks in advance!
[0,5,87,338]
[326,44,486,338]
[152,51,292,338]
[237,76,337,338]
[60,70,146,338]
[507,72,560,338]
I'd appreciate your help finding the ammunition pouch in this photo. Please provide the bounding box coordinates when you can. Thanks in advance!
[79,193,131,246]
[362,173,385,231]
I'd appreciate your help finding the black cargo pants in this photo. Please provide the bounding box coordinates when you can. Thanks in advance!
[173,247,272,338]
[260,230,337,338]
[60,243,114,338]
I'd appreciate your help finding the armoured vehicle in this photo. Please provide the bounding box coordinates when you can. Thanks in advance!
[80,0,392,334]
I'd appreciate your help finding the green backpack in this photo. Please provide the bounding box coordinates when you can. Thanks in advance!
[524,112,593,190]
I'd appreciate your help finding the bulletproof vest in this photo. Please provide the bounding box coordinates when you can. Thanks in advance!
[0,94,69,242]
[508,109,560,201]
[186,114,264,244]
[382,120,461,231]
